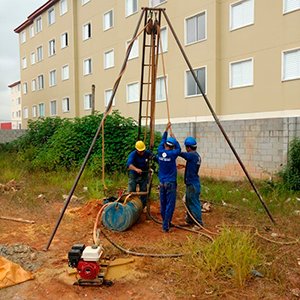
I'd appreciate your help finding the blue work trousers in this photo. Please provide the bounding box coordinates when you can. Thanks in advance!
[159,182,177,231]
[128,172,148,207]
[185,182,203,225]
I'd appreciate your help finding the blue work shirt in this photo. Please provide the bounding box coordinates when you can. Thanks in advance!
[126,150,152,175]
[179,151,201,185]
[157,131,181,183]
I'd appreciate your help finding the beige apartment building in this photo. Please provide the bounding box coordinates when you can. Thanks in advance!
[8,81,22,129]
[15,0,300,179]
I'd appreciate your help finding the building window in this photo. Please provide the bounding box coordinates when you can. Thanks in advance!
[31,79,36,91]
[156,76,167,101]
[186,67,206,96]
[49,70,57,86]
[62,65,70,80]
[31,52,36,65]
[283,0,300,13]
[37,75,44,90]
[50,100,57,116]
[23,83,28,94]
[103,10,113,31]
[126,39,138,59]
[104,50,114,69]
[49,39,56,56]
[17,97,21,105]
[82,0,90,4]
[37,46,43,62]
[282,48,300,81]
[150,0,166,7]
[48,7,55,25]
[30,25,35,38]
[159,26,168,53]
[36,16,42,33]
[127,82,139,102]
[104,89,116,107]
[126,0,138,16]
[84,94,92,110]
[62,97,70,112]
[230,58,253,88]
[38,103,45,117]
[83,23,92,40]
[21,31,26,43]
[60,0,68,15]
[185,12,206,45]
[23,107,28,119]
[61,32,68,48]
[22,57,27,69]
[230,0,254,31]
[32,105,37,118]
[83,58,92,75]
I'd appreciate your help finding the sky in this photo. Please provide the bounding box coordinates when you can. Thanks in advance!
[0,0,46,121]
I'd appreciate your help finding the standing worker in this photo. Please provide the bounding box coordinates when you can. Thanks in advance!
[126,140,152,207]
[157,122,181,233]
[179,136,203,227]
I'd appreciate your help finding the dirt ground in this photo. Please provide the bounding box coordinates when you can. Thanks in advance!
[0,192,300,300]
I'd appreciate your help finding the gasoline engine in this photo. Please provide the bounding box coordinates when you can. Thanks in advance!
[68,244,110,286]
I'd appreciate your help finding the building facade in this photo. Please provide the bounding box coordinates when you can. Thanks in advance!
[7,81,22,129]
[14,0,300,179]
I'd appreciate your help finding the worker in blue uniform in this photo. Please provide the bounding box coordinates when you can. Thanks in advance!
[126,140,152,207]
[157,122,181,232]
[179,136,203,227]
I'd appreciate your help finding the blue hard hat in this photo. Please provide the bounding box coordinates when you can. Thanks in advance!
[184,136,197,147]
[166,137,176,147]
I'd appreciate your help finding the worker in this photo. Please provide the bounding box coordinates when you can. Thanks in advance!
[126,140,152,207]
[179,136,203,227]
[157,122,181,233]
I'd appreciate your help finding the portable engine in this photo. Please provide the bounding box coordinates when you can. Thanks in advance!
[68,244,108,286]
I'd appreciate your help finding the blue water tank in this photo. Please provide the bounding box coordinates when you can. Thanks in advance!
[102,197,143,231]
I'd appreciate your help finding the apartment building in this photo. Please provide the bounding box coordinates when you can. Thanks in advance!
[14,0,300,179]
[8,81,22,129]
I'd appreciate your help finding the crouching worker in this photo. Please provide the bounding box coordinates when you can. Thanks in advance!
[157,122,181,233]
[179,136,203,227]
[126,140,152,207]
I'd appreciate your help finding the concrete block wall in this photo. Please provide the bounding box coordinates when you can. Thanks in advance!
[156,117,300,180]
[0,130,26,144]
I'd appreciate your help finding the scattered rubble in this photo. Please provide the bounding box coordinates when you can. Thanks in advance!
[0,179,22,193]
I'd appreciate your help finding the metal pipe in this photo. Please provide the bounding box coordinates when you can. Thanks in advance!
[45,8,147,251]
[163,10,275,224]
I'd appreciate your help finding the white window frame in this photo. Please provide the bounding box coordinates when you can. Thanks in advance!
[104,89,116,107]
[38,103,45,117]
[49,70,57,87]
[282,48,300,81]
[156,76,167,102]
[150,0,167,7]
[283,0,300,13]
[84,94,92,110]
[185,66,207,97]
[30,25,35,38]
[31,79,36,92]
[48,7,55,25]
[104,49,114,69]
[159,26,168,53]
[126,82,139,103]
[23,83,28,94]
[32,105,37,118]
[126,0,138,17]
[22,57,27,69]
[60,0,68,15]
[49,39,56,56]
[23,107,28,119]
[21,31,26,43]
[36,16,42,33]
[31,52,36,65]
[61,32,68,48]
[50,100,57,116]
[62,64,70,80]
[83,58,92,75]
[37,74,44,90]
[103,9,114,31]
[82,0,90,5]
[229,58,253,88]
[229,0,254,31]
[83,22,92,40]
[126,38,139,60]
[37,46,43,62]
[185,11,207,45]
[62,97,70,113]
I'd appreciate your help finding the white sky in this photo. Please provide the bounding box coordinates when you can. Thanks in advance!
[0,0,46,121]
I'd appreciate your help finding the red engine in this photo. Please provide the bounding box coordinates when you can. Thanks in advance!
[77,260,100,280]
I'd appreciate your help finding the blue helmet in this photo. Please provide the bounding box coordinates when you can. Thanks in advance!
[184,136,197,147]
[166,137,176,147]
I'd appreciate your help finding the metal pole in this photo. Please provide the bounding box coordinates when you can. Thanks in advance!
[45,8,147,251]
[162,10,275,224]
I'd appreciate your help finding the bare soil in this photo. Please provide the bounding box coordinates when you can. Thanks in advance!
[0,191,300,299]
